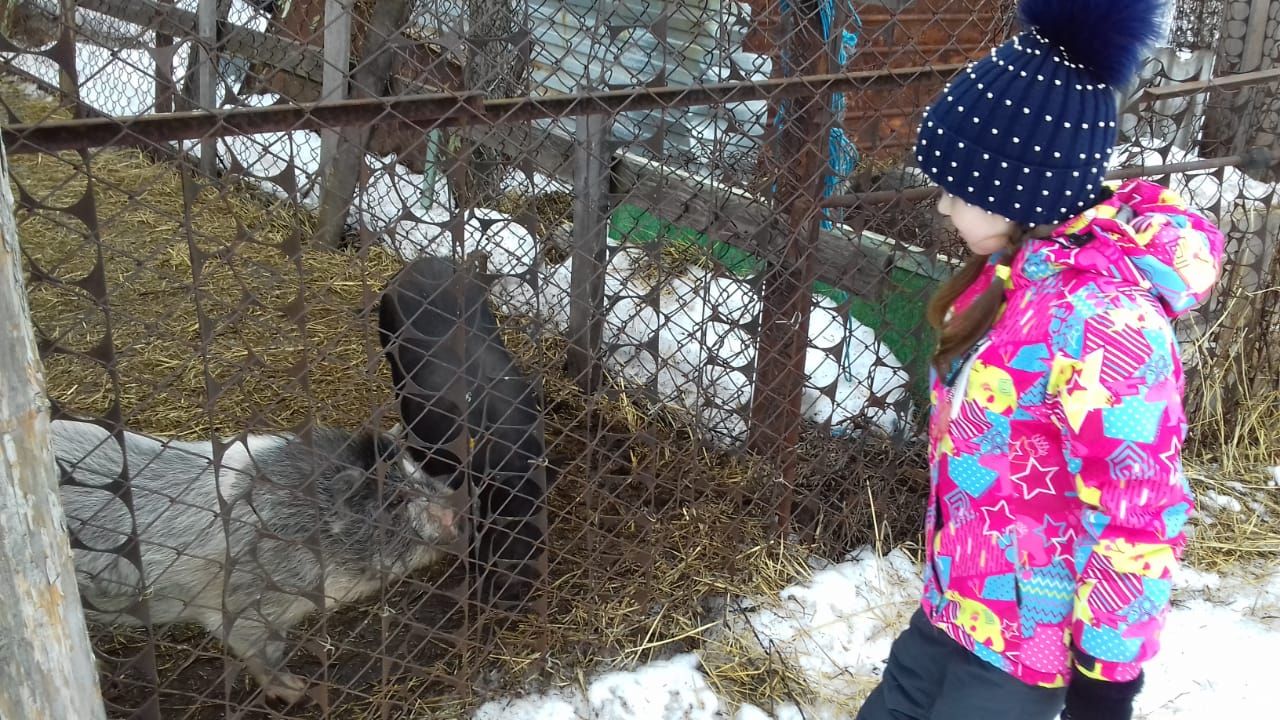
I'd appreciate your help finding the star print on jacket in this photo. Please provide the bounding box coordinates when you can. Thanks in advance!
[920,178,1225,688]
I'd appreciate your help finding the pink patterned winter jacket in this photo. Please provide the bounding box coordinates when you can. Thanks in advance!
[921,178,1225,688]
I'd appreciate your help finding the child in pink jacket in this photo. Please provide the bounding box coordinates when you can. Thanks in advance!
[855,1,1226,719]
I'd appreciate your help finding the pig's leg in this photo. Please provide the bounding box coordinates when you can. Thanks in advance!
[207,605,312,704]
[472,469,545,612]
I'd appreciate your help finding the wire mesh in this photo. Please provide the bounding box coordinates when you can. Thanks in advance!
[0,0,1275,717]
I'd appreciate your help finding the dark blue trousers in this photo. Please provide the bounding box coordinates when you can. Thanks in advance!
[855,608,1067,720]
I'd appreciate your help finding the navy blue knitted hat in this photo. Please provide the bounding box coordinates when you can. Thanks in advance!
[914,0,1168,227]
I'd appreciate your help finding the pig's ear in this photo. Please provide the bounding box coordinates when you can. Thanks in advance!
[377,278,461,467]
[377,278,437,394]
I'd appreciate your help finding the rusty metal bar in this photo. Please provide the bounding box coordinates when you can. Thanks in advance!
[0,63,964,154]
[1,92,484,154]
[820,185,941,209]
[1105,153,1262,179]
[748,0,832,534]
[1142,65,1280,101]
[1,59,912,301]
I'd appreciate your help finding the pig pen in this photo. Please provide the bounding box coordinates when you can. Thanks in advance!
[4,80,929,719]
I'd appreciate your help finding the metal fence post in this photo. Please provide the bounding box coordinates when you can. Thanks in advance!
[748,0,836,533]
[566,110,612,394]
[0,131,108,720]
[155,0,176,113]
[194,0,221,176]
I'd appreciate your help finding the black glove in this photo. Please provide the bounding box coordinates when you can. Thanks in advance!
[1061,657,1144,720]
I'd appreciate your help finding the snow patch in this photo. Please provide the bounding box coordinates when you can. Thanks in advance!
[469,654,722,720]
[462,548,1280,720]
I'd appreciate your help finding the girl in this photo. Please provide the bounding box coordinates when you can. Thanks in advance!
[855,1,1226,719]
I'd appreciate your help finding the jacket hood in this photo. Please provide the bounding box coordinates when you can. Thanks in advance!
[1012,179,1226,319]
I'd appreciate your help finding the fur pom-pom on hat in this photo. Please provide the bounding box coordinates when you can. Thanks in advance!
[1018,0,1170,87]
[913,0,1170,227]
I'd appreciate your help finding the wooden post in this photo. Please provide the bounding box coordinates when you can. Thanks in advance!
[565,111,611,394]
[195,0,219,175]
[0,135,108,720]
[1242,0,1271,73]
[746,0,833,532]
[155,0,177,114]
[318,0,353,184]
[314,0,411,248]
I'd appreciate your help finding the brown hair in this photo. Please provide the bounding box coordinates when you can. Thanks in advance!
[927,226,1044,374]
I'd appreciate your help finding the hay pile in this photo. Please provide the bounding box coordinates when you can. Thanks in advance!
[1182,387,1280,572]
[19,152,409,439]
[1179,266,1280,571]
[4,78,928,719]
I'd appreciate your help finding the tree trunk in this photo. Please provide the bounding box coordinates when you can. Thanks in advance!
[0,133,108,720]
[313,0,411,248]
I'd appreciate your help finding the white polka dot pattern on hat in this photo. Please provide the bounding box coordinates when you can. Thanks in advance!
[909,26,1118,226]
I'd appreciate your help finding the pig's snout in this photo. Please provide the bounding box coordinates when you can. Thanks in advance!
[429,504,460,543]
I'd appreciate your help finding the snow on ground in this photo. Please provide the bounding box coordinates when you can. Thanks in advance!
[467,546,1280,720]
[1136,561,1280,719]
[470,654,725,720]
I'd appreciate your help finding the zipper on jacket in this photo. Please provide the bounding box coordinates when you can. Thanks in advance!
[943,332,989,390]
[947,337,989,401]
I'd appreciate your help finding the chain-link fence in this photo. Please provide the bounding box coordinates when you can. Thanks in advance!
[0,0,1275,717]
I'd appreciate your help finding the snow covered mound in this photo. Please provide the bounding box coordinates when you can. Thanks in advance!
[472,653,723,720]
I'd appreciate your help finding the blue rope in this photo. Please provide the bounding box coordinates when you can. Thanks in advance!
[773,0,862,231]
